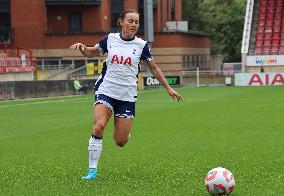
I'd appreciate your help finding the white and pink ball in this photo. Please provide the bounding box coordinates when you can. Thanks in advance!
[205,167,235,195]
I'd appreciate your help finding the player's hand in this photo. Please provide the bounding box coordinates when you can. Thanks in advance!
[168,87,183,102]
[69,43,86,51]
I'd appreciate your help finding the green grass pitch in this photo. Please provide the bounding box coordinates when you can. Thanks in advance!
[0,86,284,195]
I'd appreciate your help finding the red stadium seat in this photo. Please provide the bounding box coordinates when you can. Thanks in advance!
[280,39,284,47]
[257,26,265,33]
[264,32,272,40]
[277,0,283,6]
[264,40,271,47]
[275,7,282,13]
[275,15,282,20]
[255,47,263,55]
[266,20,273,27]
[257,33,264,40]
[279,47,284,54]
[272,39,279,47]
[266,14,274,20]
[274,27,281,33]
[271,47,279,55]
[263,47,271,55]
[259,13,266,20]
[256,40,263,48]
[265,26,273,33]
[267,7,274,14]
[259,6,266,14]
[274,20,281,26]
[260,0,267,6]
[268,0,275,7]
[273,32,280,40]
[258,20,265,27]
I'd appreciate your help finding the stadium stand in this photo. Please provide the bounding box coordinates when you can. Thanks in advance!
[241,0,284,73]
[0,43,35,76]
[254,0,284,55]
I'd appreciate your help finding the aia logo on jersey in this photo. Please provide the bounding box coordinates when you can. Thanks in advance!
[111,55,132,66]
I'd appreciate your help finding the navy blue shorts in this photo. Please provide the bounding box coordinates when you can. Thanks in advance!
[94,94,135,119]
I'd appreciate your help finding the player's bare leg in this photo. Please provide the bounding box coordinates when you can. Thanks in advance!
[113,118,132,147]
[82,104,112,180]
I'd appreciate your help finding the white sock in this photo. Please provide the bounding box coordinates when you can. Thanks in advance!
[88,137,102,169]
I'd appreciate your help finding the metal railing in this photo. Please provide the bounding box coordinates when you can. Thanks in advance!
[241,0,254,54]
[181,70,242,77]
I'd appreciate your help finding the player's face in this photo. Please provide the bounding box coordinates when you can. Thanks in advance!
[121,13,139,39]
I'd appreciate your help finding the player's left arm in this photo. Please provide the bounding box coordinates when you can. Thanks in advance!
[146,59,183,102]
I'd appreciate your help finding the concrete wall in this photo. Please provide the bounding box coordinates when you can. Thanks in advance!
[0,79,95,100]
[0,72,34,81]
[181,75,234,86]
[246,66,284,73]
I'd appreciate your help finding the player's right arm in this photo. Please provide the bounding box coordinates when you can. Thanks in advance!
[69,43,100,58]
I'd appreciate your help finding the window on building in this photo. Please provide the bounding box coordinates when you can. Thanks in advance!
[87,59,98,64]
[61,60,73,68]
[74,60,86,68]
[0,0,10,13]
[0,13,10,27]
[36,59,43,66]
[68,12,82,32]
[0,0,11,43]
[44,59,60,69]
[138,0,144,33]
[171,0,175,20]
[153,0,157,8]
[111,0,124,32]
[191,55,197,67]
[183,54,209,69]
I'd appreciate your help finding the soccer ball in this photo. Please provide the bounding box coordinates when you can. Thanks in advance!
[205,167,235,195]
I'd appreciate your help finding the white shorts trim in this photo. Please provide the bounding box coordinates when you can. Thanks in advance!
[115,114,134,119]
[94,100,114,112]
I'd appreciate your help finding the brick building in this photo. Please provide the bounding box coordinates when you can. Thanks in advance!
[0,0,210,78]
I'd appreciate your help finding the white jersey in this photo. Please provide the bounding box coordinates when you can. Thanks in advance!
[94,33,153,102]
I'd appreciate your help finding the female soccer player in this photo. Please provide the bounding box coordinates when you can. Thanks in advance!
[70,9,183,180]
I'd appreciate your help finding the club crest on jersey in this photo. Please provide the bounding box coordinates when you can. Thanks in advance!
[111,54,132,66]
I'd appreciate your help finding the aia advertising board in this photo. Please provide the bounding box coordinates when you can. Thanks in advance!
[235,73,284,86]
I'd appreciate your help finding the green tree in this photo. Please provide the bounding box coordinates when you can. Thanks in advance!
[182,0,246,62]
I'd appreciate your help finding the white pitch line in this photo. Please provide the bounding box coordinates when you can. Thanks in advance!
[0,99,65,108]
[0,87,189,108]
[0,97,91,108]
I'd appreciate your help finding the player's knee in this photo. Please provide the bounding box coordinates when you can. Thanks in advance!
[115,139,128,147]
[113,134,128,147]
[93,122,105,135]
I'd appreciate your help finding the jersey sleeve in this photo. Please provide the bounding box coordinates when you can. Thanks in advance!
[141,42,153,62]
[95,35,108,54]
